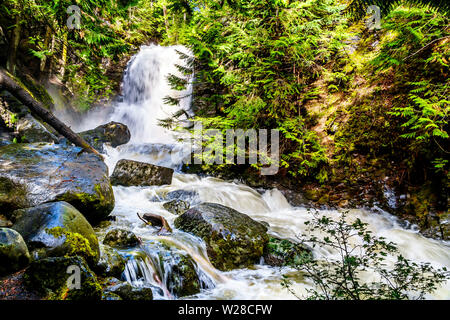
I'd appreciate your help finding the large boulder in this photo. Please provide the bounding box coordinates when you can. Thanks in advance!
[78,121,131,153]
[24,256,102,300]
[0,228,31,276]
[110,159,173,187]
[11,201,100,266]
[174,202,269,271]
[0,142,115,223]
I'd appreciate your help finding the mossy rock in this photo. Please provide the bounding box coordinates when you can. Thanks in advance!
[11,201,100,266]
[24,256,102,300]
[157,247,201,297]
[103,228,139,249]
[0,177,28,216]
[0,142,115,223]
[104,281,153,301]
[78,121,131,153]
[130,240,205,297]
[15,114,58,143]
[163,199,190,215]
[94,245,126,278]
[263,237,312,267]
[0,227,31,276]
[174,202,269,271]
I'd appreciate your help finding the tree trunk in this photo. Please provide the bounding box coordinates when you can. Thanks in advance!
[40,26,52,76]
[60,32,68,81]
[6,15,21,75]
[0,68,101,157]
[163,5,170,38]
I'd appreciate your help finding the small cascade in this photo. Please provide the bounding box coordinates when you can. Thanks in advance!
[122,242,216,299]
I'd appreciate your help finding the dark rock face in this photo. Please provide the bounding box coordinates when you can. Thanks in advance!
[11,201,100,266]
[0,228,31,276]
[110,159,173,187]
[263,237,312,267]
[78,121,131,153]
[24,256,102,300]
[103,228,139,249]
[0,142,115,223]
[174,202,269,271]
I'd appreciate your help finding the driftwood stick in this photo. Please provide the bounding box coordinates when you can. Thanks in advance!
[137,212,172,233]
[0,68,102,157]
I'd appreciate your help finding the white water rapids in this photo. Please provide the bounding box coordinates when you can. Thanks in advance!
[60,44,450,300]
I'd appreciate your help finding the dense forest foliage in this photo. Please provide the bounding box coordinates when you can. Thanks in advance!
[0,0,448,236]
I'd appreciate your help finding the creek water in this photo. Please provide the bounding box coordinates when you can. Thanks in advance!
[61,44,450,300]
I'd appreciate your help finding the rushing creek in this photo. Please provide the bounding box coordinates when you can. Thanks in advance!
[57,44,450,300]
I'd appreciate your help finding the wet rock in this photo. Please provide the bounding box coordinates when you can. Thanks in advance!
[151,189,200,205]
[78,121,131,153]
[94,245,126,278]
[0,142,115,223]
[167,190,199,202]
[110,159,173,187]
[24,256,102,300]
[132,241,204,298]
[0,228,31,276]
[11,201,100,266]
[103,228,140,249]
[15,114,58,143]
[161,251,201,297]
[104,281,153,301]
[279,190,307,207]
[163,199,190,215]
[263,237,312,267]
[174,202,269,271]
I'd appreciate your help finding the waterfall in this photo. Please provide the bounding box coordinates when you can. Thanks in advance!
[110,44,193,144]
[76,45,449,300]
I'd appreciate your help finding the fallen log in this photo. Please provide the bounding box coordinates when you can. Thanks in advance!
[137,212,172,234]
[0,68,101,157]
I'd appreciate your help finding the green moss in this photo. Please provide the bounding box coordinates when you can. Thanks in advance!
[46,227,98,266]
[263,237,312,267]
[24,256,102,300]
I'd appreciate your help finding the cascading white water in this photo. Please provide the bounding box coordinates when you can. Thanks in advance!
[111,44,193,144]
[77,44,449,300]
